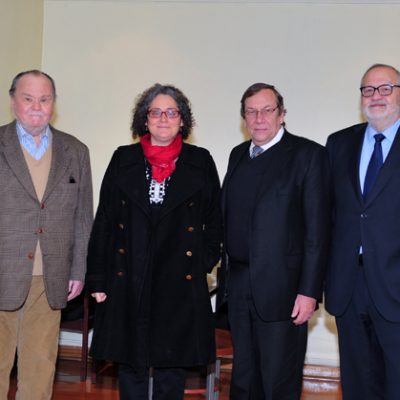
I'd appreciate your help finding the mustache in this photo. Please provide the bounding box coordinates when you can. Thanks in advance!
[368,101,387,107]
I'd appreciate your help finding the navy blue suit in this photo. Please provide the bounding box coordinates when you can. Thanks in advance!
[325,123,400,400]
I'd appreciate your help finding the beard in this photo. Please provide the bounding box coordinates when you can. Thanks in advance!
[363,102,400,128]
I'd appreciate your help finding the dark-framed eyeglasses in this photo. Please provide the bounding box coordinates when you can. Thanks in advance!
[147,108,180,119]
[360,84,400,98]
[244,106,279,119]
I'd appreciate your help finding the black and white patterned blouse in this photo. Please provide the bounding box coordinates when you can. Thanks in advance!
[145,162,171,205]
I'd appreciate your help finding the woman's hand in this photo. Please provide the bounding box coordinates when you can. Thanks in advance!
[91,292,107,303]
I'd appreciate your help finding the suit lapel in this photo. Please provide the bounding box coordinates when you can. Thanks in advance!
[365,125,400,205]
[221,141,250,217]
[348,125,366,205]
[1,122,37,201]
[42,128,71,202]
[253,131,293,202]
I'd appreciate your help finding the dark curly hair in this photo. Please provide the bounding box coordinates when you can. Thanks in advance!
[131,83,194,139]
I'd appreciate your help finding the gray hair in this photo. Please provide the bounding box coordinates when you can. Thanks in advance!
[9,70,56,98]
[361,64,400,86]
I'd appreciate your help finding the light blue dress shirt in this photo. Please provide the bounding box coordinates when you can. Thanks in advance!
[16,122,51,160]
[359,118,400,193]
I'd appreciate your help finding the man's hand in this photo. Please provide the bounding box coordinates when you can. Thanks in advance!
[291,294,317,325]
[67,280,84,301]
[91,292,107,303]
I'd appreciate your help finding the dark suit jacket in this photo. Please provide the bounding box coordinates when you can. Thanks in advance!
[325,123,400,322]
[0,121,93,310]
[217,131,330,321]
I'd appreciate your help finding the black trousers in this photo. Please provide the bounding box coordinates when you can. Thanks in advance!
[336,264,400,400]
[227,265,307,400]
[118,364,186,400]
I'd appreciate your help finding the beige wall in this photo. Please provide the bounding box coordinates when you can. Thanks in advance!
[0,0,44,124]
[42,1,400,192]
[42,0,400,366]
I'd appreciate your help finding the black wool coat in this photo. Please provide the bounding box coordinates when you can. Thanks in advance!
[86,142,222,368]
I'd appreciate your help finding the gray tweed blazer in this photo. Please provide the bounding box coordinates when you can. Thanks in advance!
[0,121,93,310]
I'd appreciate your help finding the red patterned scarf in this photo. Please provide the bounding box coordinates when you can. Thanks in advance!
[140,133,183,183]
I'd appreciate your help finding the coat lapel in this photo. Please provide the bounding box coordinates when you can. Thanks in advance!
[116,145,151,217]
[1,121,37,201]
[158,144,205,220]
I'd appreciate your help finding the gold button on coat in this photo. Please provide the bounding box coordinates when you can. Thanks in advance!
[118,248,126,254]
[185,274,193,281]
[187,226,194,232]
[186,251,193,257]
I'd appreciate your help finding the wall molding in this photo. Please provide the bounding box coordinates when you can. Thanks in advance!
[47,0,400,4]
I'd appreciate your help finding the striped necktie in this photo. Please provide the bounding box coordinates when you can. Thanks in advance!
[251,145,263,159]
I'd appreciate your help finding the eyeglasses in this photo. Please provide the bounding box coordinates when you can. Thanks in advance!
[148,108,180,119]
[244,106,279,119]
[360,84,400,97]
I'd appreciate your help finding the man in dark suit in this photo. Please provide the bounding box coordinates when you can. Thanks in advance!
[325,64,400,400]
[217,83,330,399]
[0,70,93,399]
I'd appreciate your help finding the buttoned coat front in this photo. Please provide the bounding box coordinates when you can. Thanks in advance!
[86,143,222,367]
[0,121,93,310]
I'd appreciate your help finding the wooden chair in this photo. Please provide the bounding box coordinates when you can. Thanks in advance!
[184,328,233,399]
[60,292,93,381]
[148,328,233,399]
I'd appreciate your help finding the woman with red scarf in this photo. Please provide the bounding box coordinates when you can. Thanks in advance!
[86,84,222,399]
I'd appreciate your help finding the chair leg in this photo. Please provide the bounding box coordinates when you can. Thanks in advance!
[148,367,154,399]
[91,359,98,384]
[80,293,89,381]
[214,358,221,400]
[206,363,216,400]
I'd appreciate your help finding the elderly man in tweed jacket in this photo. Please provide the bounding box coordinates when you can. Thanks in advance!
[0,70,93,399]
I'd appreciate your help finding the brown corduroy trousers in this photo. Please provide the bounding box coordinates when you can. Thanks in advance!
[0,276,61,400]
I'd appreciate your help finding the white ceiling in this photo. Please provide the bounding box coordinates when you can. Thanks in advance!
[46,0,400,4]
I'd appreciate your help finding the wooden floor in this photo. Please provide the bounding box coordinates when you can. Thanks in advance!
[8,359,342,399]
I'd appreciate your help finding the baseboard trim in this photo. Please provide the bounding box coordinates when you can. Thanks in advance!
[303,364,341,392]
[304,364,340,380]
[58,346,341,392]
[58,345,84,362]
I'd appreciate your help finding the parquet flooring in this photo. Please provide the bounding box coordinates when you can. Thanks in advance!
[8,359,342,399]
